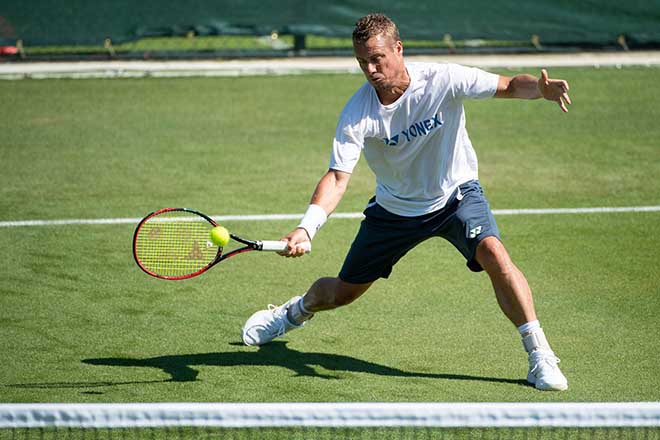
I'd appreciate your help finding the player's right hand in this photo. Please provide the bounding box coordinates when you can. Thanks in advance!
[279,228,311,257]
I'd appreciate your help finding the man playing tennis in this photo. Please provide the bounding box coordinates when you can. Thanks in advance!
[242,13,571,391]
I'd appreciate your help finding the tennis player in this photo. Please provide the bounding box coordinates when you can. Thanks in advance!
[243,13,570,391]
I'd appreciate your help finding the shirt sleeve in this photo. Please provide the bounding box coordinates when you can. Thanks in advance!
[447,63,499,100]
[329,115,363,174]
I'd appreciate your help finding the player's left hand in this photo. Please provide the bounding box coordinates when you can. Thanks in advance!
[539,69,572,113]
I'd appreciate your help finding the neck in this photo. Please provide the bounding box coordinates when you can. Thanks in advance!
[376,69,410,105]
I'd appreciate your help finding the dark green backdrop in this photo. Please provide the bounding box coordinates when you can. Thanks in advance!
[1,0,659,47]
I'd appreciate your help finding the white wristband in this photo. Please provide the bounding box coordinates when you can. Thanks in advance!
[298,204,327,240]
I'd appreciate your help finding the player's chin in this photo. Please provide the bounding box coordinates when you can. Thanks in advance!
[372,81,391,92]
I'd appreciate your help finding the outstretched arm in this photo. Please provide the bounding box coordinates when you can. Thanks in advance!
[308,168,352,216]
[281,169,352,257]
[495,69,572,112]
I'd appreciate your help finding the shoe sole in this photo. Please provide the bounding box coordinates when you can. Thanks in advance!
[527,374,568,391]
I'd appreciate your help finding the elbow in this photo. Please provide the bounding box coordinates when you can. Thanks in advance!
[330,169,351,193]
[495,75,512,99]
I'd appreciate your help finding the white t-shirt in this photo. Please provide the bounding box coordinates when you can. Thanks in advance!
[330,62,499,217]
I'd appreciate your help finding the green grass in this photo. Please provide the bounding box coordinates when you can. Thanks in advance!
[21,34,298,55]
[18,34,531,56]
[0,66,659,406]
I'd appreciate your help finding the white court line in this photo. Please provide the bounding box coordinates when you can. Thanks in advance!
[0,206,658,228]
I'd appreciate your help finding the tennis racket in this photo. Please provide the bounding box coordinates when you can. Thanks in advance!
[133,207,310,280]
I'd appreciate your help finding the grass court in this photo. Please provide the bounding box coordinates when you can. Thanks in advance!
[0,66,659,404]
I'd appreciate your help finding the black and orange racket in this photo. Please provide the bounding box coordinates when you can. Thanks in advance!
[133,208,310,280]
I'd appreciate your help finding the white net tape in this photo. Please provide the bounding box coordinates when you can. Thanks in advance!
[1,402,659,430]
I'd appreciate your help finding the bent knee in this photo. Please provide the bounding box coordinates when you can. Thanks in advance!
[476,237,515,273]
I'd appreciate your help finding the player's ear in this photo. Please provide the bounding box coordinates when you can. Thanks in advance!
[394,40,403,55]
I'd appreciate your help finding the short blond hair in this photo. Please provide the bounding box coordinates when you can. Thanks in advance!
[352,13,400,46]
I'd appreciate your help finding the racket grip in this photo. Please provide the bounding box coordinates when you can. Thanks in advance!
[260,240,311,253]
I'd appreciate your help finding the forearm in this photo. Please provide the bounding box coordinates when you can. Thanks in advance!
[495,74,542,100]
[309,169,351,216]
[294,169,350,242]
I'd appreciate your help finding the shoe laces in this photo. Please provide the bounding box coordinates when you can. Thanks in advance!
[529,350,561,375]
[266,304,287,337]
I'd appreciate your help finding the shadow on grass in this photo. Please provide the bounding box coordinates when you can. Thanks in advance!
[3,379,169,389]
[77,341,528,387]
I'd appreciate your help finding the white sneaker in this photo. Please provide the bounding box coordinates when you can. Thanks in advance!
[242,297,304,346]
[527,350,568,391]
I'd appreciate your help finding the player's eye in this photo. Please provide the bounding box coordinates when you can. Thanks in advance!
[370,55,384,65]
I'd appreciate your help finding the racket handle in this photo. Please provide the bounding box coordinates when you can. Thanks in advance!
[260,240,311,253]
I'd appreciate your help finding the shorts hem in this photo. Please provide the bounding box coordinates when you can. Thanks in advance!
[338,272,385,285]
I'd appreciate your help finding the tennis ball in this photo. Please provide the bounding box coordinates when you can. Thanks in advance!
[210,226,230,247]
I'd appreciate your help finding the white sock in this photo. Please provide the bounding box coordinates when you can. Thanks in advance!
[518,320,553,354]
[287,295,314,325]
[517,320,540,335]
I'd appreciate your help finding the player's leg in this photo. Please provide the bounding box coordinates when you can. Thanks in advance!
[301,277,373,312]
[439,180,567,391]
[283,278,373,328]
[475,236,567,391]
[241,278,371,346]
[474,236,536,327]
[242,197,426,346]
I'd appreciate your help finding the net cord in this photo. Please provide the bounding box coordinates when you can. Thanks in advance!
[1,402,659,429]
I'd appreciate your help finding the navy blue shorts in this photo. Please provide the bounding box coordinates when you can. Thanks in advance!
[338,180,500,284]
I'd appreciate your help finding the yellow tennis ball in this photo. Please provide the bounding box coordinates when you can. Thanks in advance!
[210,226,230,247]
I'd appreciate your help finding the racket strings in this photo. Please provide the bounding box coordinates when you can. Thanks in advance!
[135,211,218,278]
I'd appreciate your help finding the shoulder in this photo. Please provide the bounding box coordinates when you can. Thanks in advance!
[404,62,454,95]
[338,82,375,126]
[406,62,452,77]
[406,62,459,88]
[409,62,491,78]
[346,81,374,107]
[443,63,499,84]
[441,63,499,98]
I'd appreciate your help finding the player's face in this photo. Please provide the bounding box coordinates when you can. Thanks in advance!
[354,34,405,91]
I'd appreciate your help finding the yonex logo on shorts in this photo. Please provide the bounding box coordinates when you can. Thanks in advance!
[383,113,444,147]
[469,225,482,238]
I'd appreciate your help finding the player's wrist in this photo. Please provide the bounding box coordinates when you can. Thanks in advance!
[297,204,327,240]
[296,227,312,241]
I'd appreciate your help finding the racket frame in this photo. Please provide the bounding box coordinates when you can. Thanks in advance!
[133,207,281,280]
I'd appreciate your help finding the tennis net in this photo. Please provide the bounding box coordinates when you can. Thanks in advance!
[1,402,659,439]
